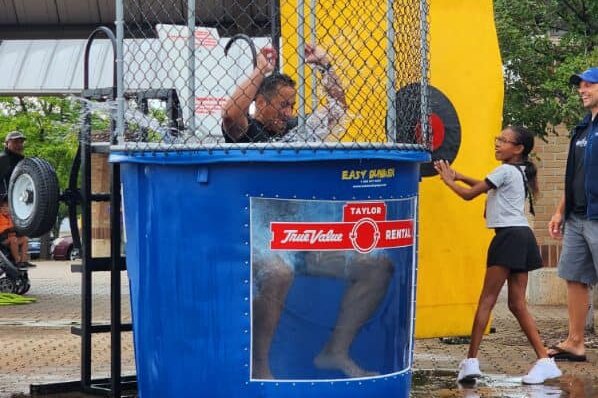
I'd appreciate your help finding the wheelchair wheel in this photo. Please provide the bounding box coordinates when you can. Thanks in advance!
[14,273,30,295]
[8,157,60,238]
[0,275,15,293]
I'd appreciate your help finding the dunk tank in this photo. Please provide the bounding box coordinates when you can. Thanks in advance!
[109,0,431,396]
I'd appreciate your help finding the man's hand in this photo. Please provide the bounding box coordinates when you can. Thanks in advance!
[305,44,330,68]
[548,212,564,240]
[256,47,277,75]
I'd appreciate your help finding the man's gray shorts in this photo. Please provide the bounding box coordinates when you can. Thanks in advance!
[558,214,598,285]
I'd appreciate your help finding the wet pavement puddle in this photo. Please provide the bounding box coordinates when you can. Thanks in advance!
[4,370,597,397]
[411,370,598,397]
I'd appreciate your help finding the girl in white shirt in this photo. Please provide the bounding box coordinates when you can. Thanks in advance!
[434,125,561,385]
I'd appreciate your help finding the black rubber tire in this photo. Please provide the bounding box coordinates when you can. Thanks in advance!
[8,158,60,238]
[0,276,15,293]
[69,246,80,261]
[15,274,30,295]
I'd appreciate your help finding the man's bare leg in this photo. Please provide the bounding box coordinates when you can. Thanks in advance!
[548,281,589,357]
[18,236,28,263]
[252,256,294,379]
[308,253,393,377]
[7,235,21,263]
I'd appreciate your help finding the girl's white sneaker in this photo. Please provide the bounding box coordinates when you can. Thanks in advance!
[522,358,562,384]
[457,358,482,383]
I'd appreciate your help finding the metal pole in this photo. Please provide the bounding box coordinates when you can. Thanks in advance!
[419,0,430,147]
[82,26,117,391]
[115,0,125,145]
[110,163,123,398]
[187,0,197,134]
[83,25,120,396]
[270,0,281,70]
[309,0,317,111]
[385,0,397,143]
[79,102,93,391]
[297,0,306,137]
[112,5,125,390]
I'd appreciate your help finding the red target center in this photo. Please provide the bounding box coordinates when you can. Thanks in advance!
[415,113,445,150]
[429,113,445,151]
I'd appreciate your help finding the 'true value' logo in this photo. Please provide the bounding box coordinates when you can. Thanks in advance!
[270,202,413,253]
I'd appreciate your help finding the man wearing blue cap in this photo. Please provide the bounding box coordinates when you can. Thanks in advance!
[548,67,598,362]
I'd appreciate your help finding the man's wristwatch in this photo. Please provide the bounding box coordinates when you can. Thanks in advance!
[316,63,332,72]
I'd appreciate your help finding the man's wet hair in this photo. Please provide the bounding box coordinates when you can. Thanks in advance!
[257,73,296,100]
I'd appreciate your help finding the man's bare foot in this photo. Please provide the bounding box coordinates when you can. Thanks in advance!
[547,341,585,356]
[252,364,274,380]
[314,352,379,378]
[547,341,586,362]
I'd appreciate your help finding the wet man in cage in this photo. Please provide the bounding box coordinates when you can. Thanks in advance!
[221,44,346,143]
[222,46,394,379]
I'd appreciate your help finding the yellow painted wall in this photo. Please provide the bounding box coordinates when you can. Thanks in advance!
[416,0,503,337]
[280,0,422,142]
[279,0,503,337]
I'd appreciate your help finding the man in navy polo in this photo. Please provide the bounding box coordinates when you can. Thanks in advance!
[548,67,598,362]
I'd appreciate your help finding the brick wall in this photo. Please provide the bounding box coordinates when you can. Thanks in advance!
[531,126,570,267]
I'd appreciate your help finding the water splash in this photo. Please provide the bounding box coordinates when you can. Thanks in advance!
[68,96,183,144]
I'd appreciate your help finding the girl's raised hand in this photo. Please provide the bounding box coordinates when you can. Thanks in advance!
[433,160,457,184]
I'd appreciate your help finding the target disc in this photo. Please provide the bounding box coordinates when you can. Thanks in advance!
[395,83,461,177]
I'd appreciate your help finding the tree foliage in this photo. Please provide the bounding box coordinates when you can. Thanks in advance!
[494,0,598,136]
[0,96,79,188]
[0,96,109,232]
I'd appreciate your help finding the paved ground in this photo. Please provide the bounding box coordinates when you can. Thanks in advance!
[1,261,597,397]
[0,261,135,398]
[412,294,598,397]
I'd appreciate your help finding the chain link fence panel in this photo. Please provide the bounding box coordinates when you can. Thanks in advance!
[108,0,430,151]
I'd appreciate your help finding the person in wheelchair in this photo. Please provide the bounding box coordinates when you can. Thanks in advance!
[0,203,32,268]
[0,131,34,268]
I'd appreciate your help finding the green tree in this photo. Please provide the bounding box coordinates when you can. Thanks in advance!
[494,0,598,136]
[0,96,110,238]
[0,96,79,187]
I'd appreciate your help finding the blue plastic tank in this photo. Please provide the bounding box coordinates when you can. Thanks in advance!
[111,148,429,397]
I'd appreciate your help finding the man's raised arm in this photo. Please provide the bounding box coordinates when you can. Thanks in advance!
[305,44,346,110]
[222,48,276,141]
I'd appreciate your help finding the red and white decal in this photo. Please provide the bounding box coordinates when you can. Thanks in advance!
[270,202,413,253]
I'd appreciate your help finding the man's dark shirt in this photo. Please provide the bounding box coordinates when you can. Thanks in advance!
[0,149,24,202]
[223,117,298,143]
[571,125,590,214]
[564,113,598,220]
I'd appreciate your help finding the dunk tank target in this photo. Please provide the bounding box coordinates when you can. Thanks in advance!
[395,83,461,177]
[109,0,431,396]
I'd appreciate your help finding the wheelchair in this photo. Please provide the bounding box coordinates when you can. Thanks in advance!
[0,156,61,295]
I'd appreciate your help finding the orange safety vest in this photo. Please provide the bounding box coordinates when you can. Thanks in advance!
[0,212,14,233]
